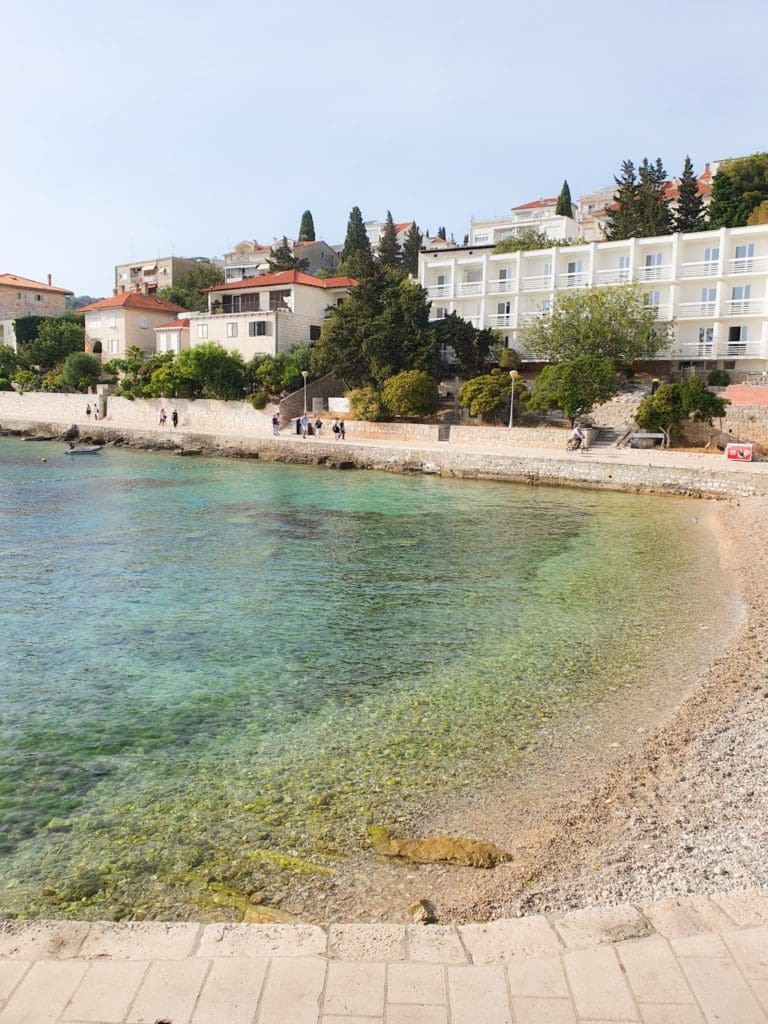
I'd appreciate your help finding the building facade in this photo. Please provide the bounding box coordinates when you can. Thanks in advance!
[364,220,415,250]
[114,256,216,296]
[79,293,188,358]
[223,240,339,283]
[154,319,190,355]
[469,199,578,246]
[0,273,73,350]
[195,270,356,360]
[419,225,768,374]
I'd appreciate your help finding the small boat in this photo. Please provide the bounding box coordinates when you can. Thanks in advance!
[65,445,102,456]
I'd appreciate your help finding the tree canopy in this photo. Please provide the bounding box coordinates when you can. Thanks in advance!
[635,379,729,446]
[713,153,768,224]
[377,211,402,268]
[401,222,423,276]
[157,262,224,311]
[458,370,515,419]
[298,210,316,242]
[707,169,747,228]
[266,237,310,273]
[528,355,617,421]
[520,284,667,368]
[60,352,101,392]
[339,206,373,278]
[675,156,705,232]
[493,229,556,254]
[17,314,85,370]
[382,370,438,418]
[555,180,573,217]
[433,311,494,377]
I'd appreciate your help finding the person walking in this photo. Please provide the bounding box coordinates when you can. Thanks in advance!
[300,413,309,438]
[85,404,91,420]
[314,416,323,438]
[171,409,178,428]
[338,420,346,441]
[159,408,167,427]
[272,413,280,436]
[332,419,340,438]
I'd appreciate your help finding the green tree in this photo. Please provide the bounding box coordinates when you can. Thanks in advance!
[493,229,556,254]
[637,157,672,236]
[12,316,46,346]
[401,222,423,276]
[266,237,310,273]
[377,211,402,268]
[555,180,573,217]
[298,210,316,242]
[339,206,373,278]
[437,227,447,241]
[347,386,385,421]
[747,199,768,225]
[675,156,705,233]
[0,344,18,379]
[382,370,438,417]
[606,159,640,240]
[521,284,667,368]
[635,379,728,446]
[433,311,492,376]
[173,343,246,399]
[458,370,513,418]
[497,347,522,371]
[60,352,102,392]
[18,315,85,370]
[528,356,617,422]
[715,153,768,222]
[707,169,747,228]
[157,262,224,311]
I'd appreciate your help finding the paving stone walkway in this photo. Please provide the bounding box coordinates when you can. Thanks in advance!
[1,890,767,1023]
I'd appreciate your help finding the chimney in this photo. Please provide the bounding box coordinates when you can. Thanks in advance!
[47,274,52,286]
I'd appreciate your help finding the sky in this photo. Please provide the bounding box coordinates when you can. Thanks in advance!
[2,0,767,296]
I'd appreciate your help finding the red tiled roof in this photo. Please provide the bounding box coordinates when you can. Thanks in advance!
[512,198,558,211]
[395,221,414,233]
[0,273,73,295]
[79,293,188,313]
[206,270,357,293]
[154,318,190,330]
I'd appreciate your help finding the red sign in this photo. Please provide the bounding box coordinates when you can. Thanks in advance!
[725,443,753,462]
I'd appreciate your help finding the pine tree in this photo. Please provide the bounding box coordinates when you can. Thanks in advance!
[378,211,402,267]
[339,206,373,277]
[298,210,316,242]
[674,156,704,233]
[606,160,640,240]
[401,222,424,276]
[707,170,747,228]
[266,237,309,273]
[637,157,672,237]
[437,226,447,241]
[555,180,573,218]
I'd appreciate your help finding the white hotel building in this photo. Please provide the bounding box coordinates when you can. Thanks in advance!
[418,225,768,374]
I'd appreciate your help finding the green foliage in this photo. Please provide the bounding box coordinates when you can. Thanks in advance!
[298,210,316,242]
[0,344,18,378]
[339,206,373,278]
[377,211,402,268]
[635,379,729,445]
[381,370,438,418]
[521,284,667,367]
[266,237,310,273]
[458,370,513,418]
[433,312,493,376]
[310,263,436,387]
[18,315,84,370]
[528,356,617,421]
[13,369,39,392]
[66,295,102,311]
[707,368,731,387]
[247,347,311,396]
[0,377,13,391]
[637,157,672,236]
[173,343,246,399]
[156,262,224,311]
[555,180,573,217]
[250,390,269,409]
[606,159,639,240]
[12,316,45,346]
[706,170,747,228]
[747,199,768,225]
[493,229,555,254]
[716,153,768,222]
[60,352,101,392]
[437,226,447,240]
[497,347,522,371]
[347,385,385,421]
[675,156,705,232]
[401,222,423,276]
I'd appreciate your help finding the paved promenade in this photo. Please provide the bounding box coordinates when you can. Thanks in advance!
[2,890,767,1023]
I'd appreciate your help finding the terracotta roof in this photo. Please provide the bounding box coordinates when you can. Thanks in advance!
[206,270,357,294]
[154,318,190,330]
[79,293,188,314]
[0,273,73,295]
[395,221,414,233]
[511,198,558,211]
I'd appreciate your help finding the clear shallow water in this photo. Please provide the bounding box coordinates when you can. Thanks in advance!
[0,438,728,919]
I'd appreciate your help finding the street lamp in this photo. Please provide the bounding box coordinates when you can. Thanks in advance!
[508,370,520,428]
[301,370,309,415]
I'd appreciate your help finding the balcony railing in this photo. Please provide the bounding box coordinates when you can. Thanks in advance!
[487,278,515,294]
[725,298,764,315]
[519,310,547,325]
[488,313,513,327]
[457,281,483,296]
[520,274,551,291]
[679,260,719,278]
[723,343,764,358]
[667,341,715,359]
[677,301,716,318]
[594,268,630,285]
[728,255,768,274]
[427,284,452,298]
[647,304,672,320]
[636,265,673,282]
[557,271,589,288]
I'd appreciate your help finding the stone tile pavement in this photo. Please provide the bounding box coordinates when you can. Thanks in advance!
[1,889,768,1023]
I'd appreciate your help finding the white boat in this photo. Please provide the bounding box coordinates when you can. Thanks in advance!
[65,445,102,455]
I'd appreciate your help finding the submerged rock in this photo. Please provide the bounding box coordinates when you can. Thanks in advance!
[369,827,511,868]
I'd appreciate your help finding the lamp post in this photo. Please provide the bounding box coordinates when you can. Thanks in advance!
[301,370,309,416]
[508,370,520,429]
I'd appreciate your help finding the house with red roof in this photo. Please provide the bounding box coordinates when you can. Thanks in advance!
[78,292,189,359]
[469,199,578,246]
[154,318,190,355]
[194,270,356,359]
[364,219,416,250]
[0,273,73,350]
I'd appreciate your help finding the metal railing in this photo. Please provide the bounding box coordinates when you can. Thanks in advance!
[427,284,452,297]
[486,278,515,294]
[725,298,764,315]
[520,275,551,291]
[728,255,768,274]
[456,281,483,295]
[679,260,719,278]
[636,265,673,282]
[594,268,631,285]
[557,271,588,287]
[677,301,716,318]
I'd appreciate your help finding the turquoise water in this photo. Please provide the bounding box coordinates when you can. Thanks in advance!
[0,438,726,919]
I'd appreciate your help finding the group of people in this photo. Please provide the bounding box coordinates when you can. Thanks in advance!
[271,413,346,440]
[84,404,100,421]
[159,408,179,428]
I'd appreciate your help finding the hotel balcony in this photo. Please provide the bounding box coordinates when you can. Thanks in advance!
[679,260,719,279]
[647,304,672,320]
[678,301,716,319]
[456,281,483,296]
[427,284,452,298]
[557,271,589,288]
[488,312,513,327]
[728,255,768,274]
[594,268,631,285]
[520,274,552,291]
[635,265,673,283]
[725,298,765,315]
[487,278,515,294]
[518,310,547,325]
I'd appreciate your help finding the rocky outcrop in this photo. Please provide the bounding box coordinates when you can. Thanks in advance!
[369,828,511,868]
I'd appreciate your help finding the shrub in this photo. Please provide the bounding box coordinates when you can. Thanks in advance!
[347,386,384,421]
[458,370,513,418]
[381,370,438,418]
[60,352,101,392]
[250,390,268,410]
[707,369,731,387]
[497,348,522,371]
[528,356,618,422]
[0,377,13,391]
[13,369,38,392]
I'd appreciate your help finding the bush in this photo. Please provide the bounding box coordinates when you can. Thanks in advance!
[497,348,522,371]
[250,390,268,410]
[707,369,731,387]
[0,377,13,391]
[528,356,617,421]
[381,370,438,418]
[458,370,513,418]
[13,369,38,392]
[60,352,101,392]
[347,386,384,421]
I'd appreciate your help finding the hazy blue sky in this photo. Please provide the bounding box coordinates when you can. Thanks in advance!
[3,0,766,295]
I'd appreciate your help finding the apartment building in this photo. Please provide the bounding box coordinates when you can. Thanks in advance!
[469,200,578,246]
[80,293,188,358]
[195,270,356,360]
[223,240,339,283]
[418,225,768,374]
[364,220,415,249]
[114,256,216,296]
[0,273,73,349]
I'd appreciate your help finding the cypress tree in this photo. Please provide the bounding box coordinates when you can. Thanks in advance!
[606,160,640,240]
[378,211,403,268]
[707,170,747,228]
[637,157,672,236]
[675,156,704,233]
[401,222,424,276]
[340,206,373,277]
[437,226,447,240]
[555,180,573,217]
[298,210,316,242]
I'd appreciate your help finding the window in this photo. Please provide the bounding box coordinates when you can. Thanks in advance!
[197,324,208,339]
[566,259,582,285]
[644,252,663,279]
[435,307,448,319]
[728,325,748,353]
[109,315,117,328]
[734,243,755,269]
[226,322,238,338]
[618,255,630,269]
[700,287,716,312]
[474,233,489,243]
[704,247,719,263]
[645,290,661,308]
[723,361,736,370]
[119,272,127,281]
[36,294,42,301]
[698,328,714,344]
[248,321,268,336]
[542,262,552,279]
[309,325,322,341]
[90,317,102,329]
[731,284,751,311]
[269,289,291,311]
[138,315,149,329]
[496,301,511,316]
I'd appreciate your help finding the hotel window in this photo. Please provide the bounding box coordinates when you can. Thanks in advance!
[727,325,747,352]
[734,243,755,270]
[566,259,582,285]
[645,290,661,308]
[704,247,719,264]
[542,262,552,280]
[698,328,714,345]
[435,307,448,319]
[644,252,663,279]
[618,255,630,277]
[197,324,208,339]
[227,322,238,338]
[91,318,102,329]
[700,287,716,312]
[496,301,511,316]
[309,325,322,341]
[474,233,489,242]
[248,321,267,336]
[731,284,751,311]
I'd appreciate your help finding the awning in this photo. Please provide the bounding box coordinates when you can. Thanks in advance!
[142,264,157,273]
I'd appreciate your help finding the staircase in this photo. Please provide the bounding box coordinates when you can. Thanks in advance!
[589,426,622,449]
